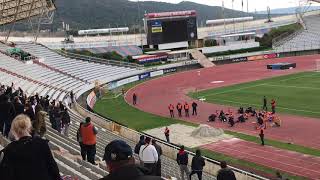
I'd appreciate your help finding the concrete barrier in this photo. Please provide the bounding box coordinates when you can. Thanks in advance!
[74,102,268,180]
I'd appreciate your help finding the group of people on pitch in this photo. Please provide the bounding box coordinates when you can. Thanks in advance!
[168,102,198,118]
[207,96,280,129]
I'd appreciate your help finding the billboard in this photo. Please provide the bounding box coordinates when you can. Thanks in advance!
[145,10,198,45]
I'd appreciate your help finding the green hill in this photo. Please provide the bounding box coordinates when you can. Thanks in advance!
[51,0,267,30]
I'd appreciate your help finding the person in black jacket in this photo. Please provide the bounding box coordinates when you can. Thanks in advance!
[134,135,145,155]
[176,145,190,180]
[24,103,35,122]
[100,140,162,180]
[192,102,198,116]
[217,161,236,180]
[0,94,16,137]
[13,96,24,115]
[0,114,60,180]
[61,108,71,137]
[152,139,163,176]
[189,149,205,180]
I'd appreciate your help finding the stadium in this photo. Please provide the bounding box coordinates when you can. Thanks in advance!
[1,0,320,180]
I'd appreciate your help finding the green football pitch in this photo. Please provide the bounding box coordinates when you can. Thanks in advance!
[190,71,320,118]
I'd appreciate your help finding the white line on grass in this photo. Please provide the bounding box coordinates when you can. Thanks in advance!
[102,93,122,100]
[279,72,320,82]
[202,83,267,97]
[263,84,320,90]
[207,98,320,114]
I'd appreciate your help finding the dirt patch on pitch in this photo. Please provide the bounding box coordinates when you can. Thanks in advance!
[144,124,233,148]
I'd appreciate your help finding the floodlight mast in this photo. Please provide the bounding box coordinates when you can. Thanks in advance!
[0,0,56,43]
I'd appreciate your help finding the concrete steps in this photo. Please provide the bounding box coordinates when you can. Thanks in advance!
[191,50,215,68]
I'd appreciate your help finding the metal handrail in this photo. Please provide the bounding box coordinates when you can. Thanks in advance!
[75,91,269,180]
[55,50,144,69]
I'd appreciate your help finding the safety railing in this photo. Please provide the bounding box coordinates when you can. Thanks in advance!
[55,50,144,70]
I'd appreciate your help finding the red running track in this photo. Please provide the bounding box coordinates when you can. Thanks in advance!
[126,55,320,150]
[126,55,320,178]
[202,138,320,179]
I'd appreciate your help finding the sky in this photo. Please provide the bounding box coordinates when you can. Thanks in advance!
[130,0,319,12]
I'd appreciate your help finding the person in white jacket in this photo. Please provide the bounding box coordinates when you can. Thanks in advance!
[139,137,159,175]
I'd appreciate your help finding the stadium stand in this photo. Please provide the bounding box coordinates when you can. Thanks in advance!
[0,83,216,179]
[274,15,320,52]
[80,45,143,57]
[15,43,143,85]
[0,42,216,178]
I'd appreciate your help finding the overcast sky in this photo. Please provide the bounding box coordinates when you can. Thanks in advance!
[131,0,319,12]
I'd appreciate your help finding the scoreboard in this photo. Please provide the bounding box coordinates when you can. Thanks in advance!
[144,10,198,45]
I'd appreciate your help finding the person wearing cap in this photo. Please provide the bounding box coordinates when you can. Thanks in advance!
[139,137,159,175]
[100,140,162,180]
[80,117,98,165]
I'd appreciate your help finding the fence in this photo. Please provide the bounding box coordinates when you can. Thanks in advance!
[56,50,144,69]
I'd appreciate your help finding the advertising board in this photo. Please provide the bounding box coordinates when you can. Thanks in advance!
[139,72,151,80]
[150,70,164,77]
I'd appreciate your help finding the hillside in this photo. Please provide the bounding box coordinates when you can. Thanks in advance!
[51,0,267,30]
[257,6,320,14]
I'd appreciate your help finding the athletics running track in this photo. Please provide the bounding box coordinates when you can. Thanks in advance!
[126,55,320,179]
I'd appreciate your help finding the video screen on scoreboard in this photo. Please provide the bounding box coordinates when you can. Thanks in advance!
[146,16,197,45]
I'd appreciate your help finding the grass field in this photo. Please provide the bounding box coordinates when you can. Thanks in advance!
[190,72,320,118]
[93,79,320,180]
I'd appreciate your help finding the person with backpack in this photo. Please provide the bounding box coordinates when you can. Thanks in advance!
[176,145,190,180]
[189,149,205,180]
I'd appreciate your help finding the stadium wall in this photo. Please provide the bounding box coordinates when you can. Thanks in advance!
[74,100,265,180]
[74,65,267,180]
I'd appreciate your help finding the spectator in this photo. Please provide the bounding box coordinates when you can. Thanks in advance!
[217,161,236,180]
[189,149,205,180]
[70,91,74,104]
[13,96,24,115]
[176,145,190,180]
[53,104,62,132]
[100,140,162,180]
[48,102,56,129]
[139,137,158,175]
[0,94,16,137]
[164,127,170,143]
[80,117,98,165]
[134,135,145,165]
[152,139,162,176]
[77,122,86,161]
[61,108,71,137]
[33,111,47,137]
[275,171,285,180]
[0,115,60,180]
[24,103,35,122]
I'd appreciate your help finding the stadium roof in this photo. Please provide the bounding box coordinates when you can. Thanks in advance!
[0,0,56,25]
